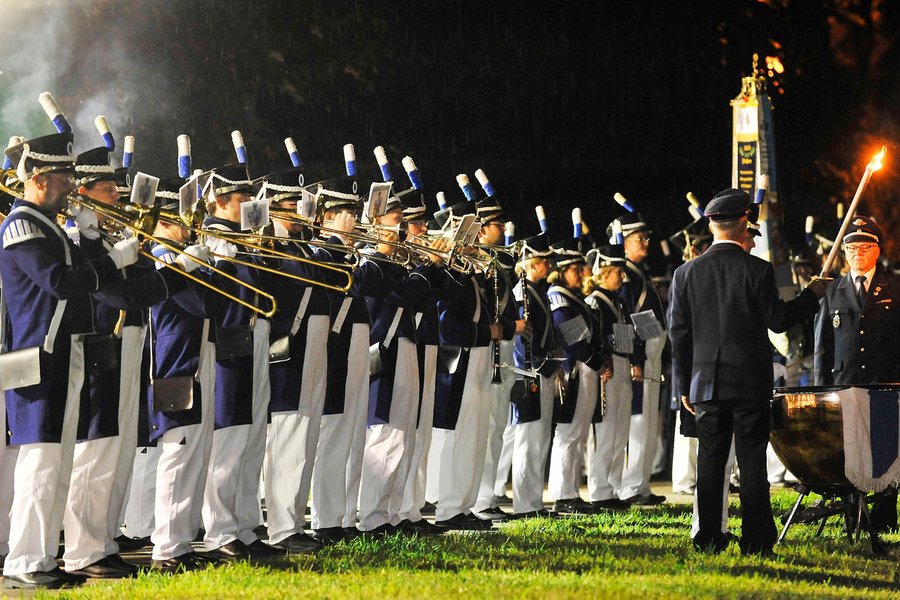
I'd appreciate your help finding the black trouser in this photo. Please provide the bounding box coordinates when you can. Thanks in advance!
[694,396,776,553]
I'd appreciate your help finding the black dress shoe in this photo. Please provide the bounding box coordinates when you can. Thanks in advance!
[246,539,285,559]
[473,507,510,522]
[419,501,436,515]
[115,534,151,552]
[435,512,494,530]
[591,498,631,510]
[622,493,666,506]
[510,508,554,520]
[491,494,512,506]
[311,527,347,545]
[206,540,253,562]
[103,553,141,575]
[553,498,596,515]
[3,567,86,589]
[272,533,321,554]
[342,527,362,540]
[151,552,215,574]
[398,519,447,535]
[68,555,138,579]
[360,523,396,538]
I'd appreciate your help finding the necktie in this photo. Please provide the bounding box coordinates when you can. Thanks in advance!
[856,275,867,308]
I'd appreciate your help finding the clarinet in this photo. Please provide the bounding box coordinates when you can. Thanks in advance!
[520,268,532,373]
[491,262,503,384]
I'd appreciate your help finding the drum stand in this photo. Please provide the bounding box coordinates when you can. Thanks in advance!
[778,483,888,554]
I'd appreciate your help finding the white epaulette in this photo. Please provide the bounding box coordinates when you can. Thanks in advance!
[2,217,46,248]
[153,249,176,269]
[547,286,569,310]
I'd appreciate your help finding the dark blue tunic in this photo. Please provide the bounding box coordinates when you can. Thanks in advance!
[0,200,118,444]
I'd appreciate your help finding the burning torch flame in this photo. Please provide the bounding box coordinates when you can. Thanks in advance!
[868,146,886,172]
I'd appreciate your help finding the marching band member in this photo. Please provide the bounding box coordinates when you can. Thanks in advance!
[307,175,371,543]
[611,214,667,506]
[200,163,280,560]
[428,200,498,529]
[584,245,637,510]
[473,197,524,520]
[397,198,448,532]
[358,196,450,534]
[147,177,221,572]
[547,238,610,514]
[259,168,351,552]
[1,132,140,589]
[63,146,187,578]
[510,233,559,517]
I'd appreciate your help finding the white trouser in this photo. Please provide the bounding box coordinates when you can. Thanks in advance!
[473,340,514,513]
[493,419,515,498]
[691,437,735,537]
[399,345,437,522]
[63,327,143,570]
[0,394,16,557]
[191,326,217,536]
[122,445,161,539]
[202,319,271,550]
[620,334,665,499]
[264,315,328,545]
[5,337,84,576]
[151,423,206,560]
[512,374,555,514]
[548,362,599,501]
[107,326,146,549]
[672,410,698,493]
[431,347,491,522]
[586,354,632,501]
[358,338,419,531]
[310,323,369,530]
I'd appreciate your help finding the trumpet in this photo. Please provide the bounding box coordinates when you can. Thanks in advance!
[67,192,279,318]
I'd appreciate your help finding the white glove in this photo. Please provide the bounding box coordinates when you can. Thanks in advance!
[206,237,237,259]
[108,236,140,269]
[175,244,210,273]
[70,204,100,240]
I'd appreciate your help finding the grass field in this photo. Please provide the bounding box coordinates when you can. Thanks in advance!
[25,491,900,599]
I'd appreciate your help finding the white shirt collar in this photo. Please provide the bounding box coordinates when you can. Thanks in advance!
[849,266,876,290]
[711,239,742,248]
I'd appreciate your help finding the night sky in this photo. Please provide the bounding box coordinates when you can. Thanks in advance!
[1,0,897,259]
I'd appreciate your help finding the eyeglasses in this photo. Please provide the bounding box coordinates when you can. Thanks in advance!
[629,234,651,244]
[843,243,877,255]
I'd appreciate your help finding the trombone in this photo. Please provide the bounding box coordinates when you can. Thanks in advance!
[67,192,279,318]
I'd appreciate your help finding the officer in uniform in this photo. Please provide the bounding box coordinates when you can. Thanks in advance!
[1,133,140,589]
[814,215,899,532]
[669,188,825,555]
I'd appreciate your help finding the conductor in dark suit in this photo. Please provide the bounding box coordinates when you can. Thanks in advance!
[814,215,899,532]
[667,189,827,554]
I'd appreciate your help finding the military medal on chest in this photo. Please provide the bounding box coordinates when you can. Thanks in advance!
[832,313,840,328]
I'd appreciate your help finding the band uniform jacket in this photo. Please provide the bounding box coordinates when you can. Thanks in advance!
[0,199,121,444]
[668,242,819,404]
[814,269,900,385]
[548,284,605,423]
[147,240,223,441]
